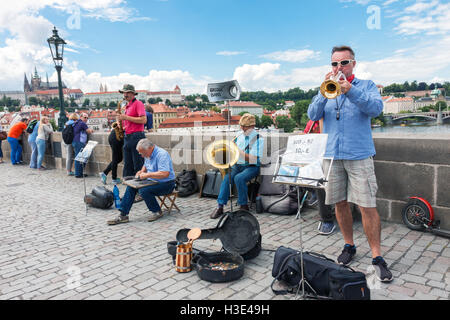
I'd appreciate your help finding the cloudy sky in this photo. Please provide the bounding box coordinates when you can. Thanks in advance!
[0,0,449,94]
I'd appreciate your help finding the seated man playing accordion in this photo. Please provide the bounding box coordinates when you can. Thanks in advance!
[210,114,264,219]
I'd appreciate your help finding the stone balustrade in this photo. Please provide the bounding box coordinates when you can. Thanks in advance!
[2,131,449,228]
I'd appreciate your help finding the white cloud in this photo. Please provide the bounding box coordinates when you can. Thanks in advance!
[216,51,246,56]
[0,0,152,91]
[355,35,450,85]
[404,0,439,13]
[260,49,321,63]
[55,67,211,95]
[395,0,449,35]
[338,0,373,6]
[232,34,450,92]
[232,62,330,92]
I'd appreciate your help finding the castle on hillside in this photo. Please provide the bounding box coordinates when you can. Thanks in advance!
[24,67,67,93]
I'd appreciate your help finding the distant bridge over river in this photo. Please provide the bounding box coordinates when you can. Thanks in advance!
[384,110,450,124]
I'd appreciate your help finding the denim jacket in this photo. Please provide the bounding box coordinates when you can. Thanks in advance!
[307,78,383,160]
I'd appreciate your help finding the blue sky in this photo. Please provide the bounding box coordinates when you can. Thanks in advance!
[0,0,449,94]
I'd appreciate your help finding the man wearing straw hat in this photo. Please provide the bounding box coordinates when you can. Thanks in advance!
[117,84,147,178]
[210,113,264,219]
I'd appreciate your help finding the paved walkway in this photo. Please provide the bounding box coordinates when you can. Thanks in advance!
[0,164,449,300]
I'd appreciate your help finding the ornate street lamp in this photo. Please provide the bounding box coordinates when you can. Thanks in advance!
[47,26,67,131]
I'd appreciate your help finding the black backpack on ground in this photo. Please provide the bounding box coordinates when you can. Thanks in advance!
[84,186,114,209]
[62,122,75,144]
[175,169,199,197]
[271,246,370,300]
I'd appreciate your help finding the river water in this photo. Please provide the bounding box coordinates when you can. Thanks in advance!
[372,122,450,134]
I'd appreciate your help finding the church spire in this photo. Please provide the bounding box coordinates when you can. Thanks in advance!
[24,73,31,92]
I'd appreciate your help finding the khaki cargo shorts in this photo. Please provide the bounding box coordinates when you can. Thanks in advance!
[322,157,378,208]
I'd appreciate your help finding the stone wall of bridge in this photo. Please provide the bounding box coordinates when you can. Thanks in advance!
[2,131,450,228]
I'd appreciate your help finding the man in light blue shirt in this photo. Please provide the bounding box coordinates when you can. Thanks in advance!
[108,139,175,225]
[211,113,264,219]
[308,45,392,283]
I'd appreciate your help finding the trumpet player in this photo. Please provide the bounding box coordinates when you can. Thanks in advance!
[210,114,264,219]
[307,46,392,283]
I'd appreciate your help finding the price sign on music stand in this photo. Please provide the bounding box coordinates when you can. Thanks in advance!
[74,141,98,164]
[274,134,331,188]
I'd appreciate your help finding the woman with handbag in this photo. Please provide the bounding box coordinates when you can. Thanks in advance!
[36,116,53,171]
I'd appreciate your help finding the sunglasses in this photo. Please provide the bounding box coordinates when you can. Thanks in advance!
[331,59,354,67]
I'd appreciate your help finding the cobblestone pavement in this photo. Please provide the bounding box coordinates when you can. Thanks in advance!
[0,164,449,300]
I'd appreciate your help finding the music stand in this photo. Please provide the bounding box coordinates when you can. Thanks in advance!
[271,134,332,299]
[74,141,98,216]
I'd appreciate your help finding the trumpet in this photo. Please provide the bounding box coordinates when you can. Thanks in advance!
[320,71,347,99]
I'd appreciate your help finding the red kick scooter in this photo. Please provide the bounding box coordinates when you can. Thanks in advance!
[402,197,450,238]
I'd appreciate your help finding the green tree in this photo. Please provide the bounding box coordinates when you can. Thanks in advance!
[418,82,428,91]
[69,97,78,108]
[290,99,310,126]
[275,115,296,133]
[254,115,261,128]
[49,119,58,131]
[201,94,209,103]
[82,98,90,107]
[435,101,447,110]
[109,101,117,109]
[260,115,273,128]
[28,96,39,106]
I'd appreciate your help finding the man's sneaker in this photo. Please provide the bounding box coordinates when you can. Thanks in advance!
[317,221,336,235]
[148,211,163,222]
[337,244,356,265]
[112,178,122,184]
[372,256,393,283]
[107,215,129,225]
[100,172,107,184]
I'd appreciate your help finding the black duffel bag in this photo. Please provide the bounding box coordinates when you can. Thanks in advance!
[271,246,370,300]
[176,169,199,197]
[84,186,114,209]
